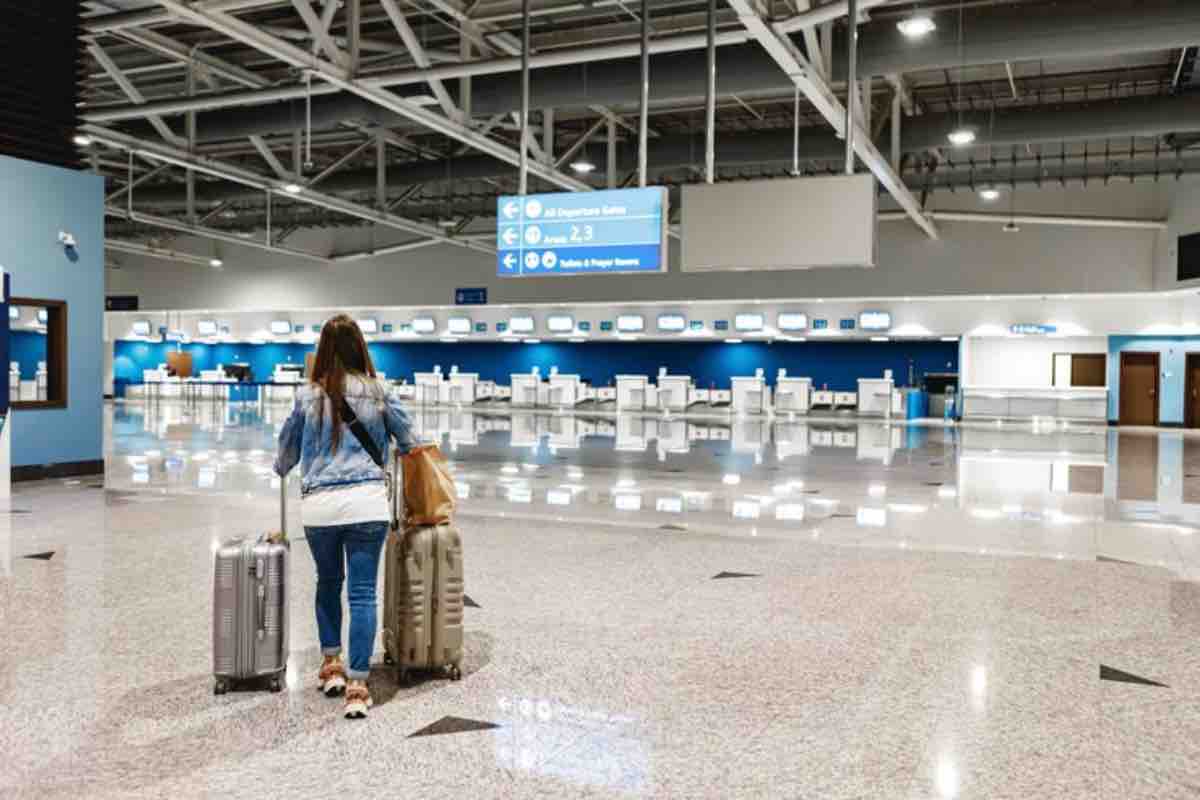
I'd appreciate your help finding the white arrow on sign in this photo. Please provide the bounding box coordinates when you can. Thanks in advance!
[502,200,520,219]
[501,227,518,246]
[502,253,517,270]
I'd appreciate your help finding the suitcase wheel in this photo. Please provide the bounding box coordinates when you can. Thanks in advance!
[269,677,283,693]
[383,653,394,666]
[448,664,462,681]
[213,680,228,696]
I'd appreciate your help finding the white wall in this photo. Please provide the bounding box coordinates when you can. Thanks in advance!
[964,336,1108,387]
[106,179,1178,311]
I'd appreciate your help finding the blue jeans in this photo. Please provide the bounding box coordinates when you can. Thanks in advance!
[304,521,389,680]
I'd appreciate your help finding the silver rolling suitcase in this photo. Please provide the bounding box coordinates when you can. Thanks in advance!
[382,454,465,684]
[212,482,290,695]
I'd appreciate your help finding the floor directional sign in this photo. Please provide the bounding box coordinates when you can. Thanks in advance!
[496,187,669,277]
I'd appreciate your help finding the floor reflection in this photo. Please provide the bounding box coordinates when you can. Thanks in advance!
[104,402,1200,577]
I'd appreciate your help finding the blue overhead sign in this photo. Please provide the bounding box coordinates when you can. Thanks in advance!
[496,187,669,277]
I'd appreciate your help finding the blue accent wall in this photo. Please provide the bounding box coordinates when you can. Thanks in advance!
[114,339,958,396]
[1107,335,1200,424]
[9,330,47,379]
[0,155,104,468]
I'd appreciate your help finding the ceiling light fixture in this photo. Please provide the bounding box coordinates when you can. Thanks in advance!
[208,258,224,268]
[73,134,93,147]
[569,159,596,174]
[1003,221,1021,233]
[978,186,1001,202]
[947,127,976,147]
[897,15,936,38]
[282,183,303,194]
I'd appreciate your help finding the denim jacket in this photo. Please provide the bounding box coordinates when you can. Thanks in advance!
[273,375,416,496]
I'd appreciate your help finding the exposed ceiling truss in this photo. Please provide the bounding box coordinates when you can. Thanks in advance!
[74,0,1200,258]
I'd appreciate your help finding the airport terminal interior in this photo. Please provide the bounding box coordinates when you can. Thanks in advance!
[7,0,1200,797]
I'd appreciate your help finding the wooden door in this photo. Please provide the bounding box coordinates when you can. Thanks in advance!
[1119,352,1159,426]
[1186,354,1200,429]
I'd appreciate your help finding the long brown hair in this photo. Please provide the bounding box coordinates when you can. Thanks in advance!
[310,314,378,449]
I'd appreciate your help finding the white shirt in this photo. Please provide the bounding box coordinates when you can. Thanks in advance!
[301,481,390,528]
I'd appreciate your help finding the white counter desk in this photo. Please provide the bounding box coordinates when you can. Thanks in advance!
[774,377,812,415]
[731,375,768,415]
[961,386,1108,422]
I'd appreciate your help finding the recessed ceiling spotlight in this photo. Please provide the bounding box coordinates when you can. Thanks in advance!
[72,134,93,147]
[978,186,1001,202]
[570,159,596,174]
[219,208,238,219]
[1003,221,1021,233]
[209,258,224,268]
[437,218,458,228]
[947,127,976,147]
[281,183,303,194]
[897,14,936,38]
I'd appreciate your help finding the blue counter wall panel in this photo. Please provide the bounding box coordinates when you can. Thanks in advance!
[115,339,958,396]
[0,155,104,468]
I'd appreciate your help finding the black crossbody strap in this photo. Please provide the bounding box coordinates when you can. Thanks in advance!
[340,397,384,468]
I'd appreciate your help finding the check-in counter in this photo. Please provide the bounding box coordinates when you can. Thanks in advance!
[811,389,834,410]
[709,389,732,408]
[474,380,496,402]
[510,373,548,408]
[834,391,858,410]
[731,375,768,415]
[857,378,897,417]
[616,375,656,411]
[446,372,479,405]
[961,387,1108,422]
[774,377,812,415]
[414,372,444,405]
[656,375,693,413]
[548,374,594,407]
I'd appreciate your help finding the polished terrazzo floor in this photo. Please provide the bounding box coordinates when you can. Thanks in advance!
[3,401,1200,798]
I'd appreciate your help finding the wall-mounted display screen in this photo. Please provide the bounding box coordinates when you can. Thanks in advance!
[509,316,535,334]
[616,314,645,332]
[132,320,152,336]
[496,322,508,333]
[381,323,394,333]
[599,321,613,332]
[812,319,828,330]
[578,321,591,332]
[1179,232,1200,281]
[690,320,704,331]
[657,314,686,332]
[293,324,305,334]
[734,313,764,332]
[840,318,857,331]
[197,320,218,336]
[447,317,472,335]
[713,320,729,331]
[496,186,669,277]
[269,320,292,335]
[356,318,379,334]
[475,322,488,333]
[858,311,891,331]
[777,313,808,331]
[411,318,435,334]
[399,323,413,333]
[547,314,574,333]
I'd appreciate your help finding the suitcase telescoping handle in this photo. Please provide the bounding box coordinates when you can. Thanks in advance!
[279,478,289,538]
[389,449,401,532]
